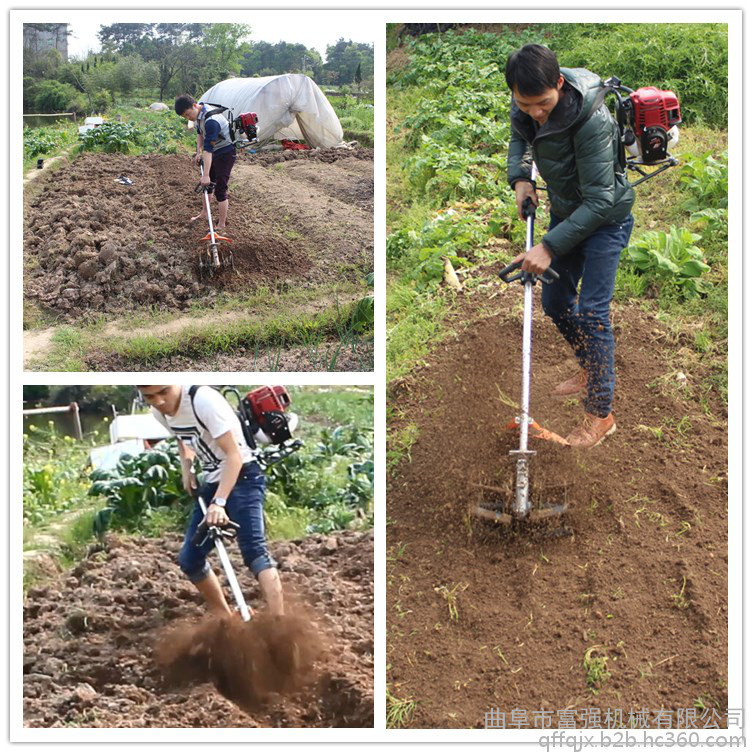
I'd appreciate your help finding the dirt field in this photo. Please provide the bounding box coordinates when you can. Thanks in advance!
[23,530,373,728]
[387,285,727,728]
[23,148,373,320]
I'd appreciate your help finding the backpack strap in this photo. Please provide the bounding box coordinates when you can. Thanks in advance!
[570,82,627,172]
[198,103,237,145]
[188,385,210,433]
[200,102,229,117]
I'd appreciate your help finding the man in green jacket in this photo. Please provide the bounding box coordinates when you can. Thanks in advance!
[505,44,635,448]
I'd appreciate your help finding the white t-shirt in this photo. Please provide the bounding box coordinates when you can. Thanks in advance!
[151,386,256,483]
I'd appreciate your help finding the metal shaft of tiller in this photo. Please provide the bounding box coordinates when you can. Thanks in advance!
[510,200,536,519]
[198,162,221,269]
[473,165,568,525]
[196,495,252,622]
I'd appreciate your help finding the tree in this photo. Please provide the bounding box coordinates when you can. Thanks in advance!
[23,386,50,403]
[241,40,323,80]
[110,55,150,99]
[33,80,76,113]
[23,47,64,80]
[98,23,206,99]
[50,386,134,412]
[202,23,252,84]
[323,39,373,86]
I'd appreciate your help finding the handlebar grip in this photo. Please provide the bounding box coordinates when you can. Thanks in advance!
[522,196,537,220]
[498,260,523,283]
[498,260,560,286]
[540,267,560,284]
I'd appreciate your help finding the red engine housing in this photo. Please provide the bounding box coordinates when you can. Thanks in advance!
[630,87,681,136]
[238,112,258,127]
[245,386,291,421]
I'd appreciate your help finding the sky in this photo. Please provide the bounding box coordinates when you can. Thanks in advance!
[66,17,375,61]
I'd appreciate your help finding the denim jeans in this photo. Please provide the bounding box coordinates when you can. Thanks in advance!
[178,462,277,582]
[541,213,635,417]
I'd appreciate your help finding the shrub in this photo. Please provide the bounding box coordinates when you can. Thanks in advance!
[679,150,728,212]
[89,442,189,536]
[79,121,139,153]
[23,125,75,159]
[551,23,728,128]
[626,226,712,298]
[23,424,92,525]
[33,80,77,114]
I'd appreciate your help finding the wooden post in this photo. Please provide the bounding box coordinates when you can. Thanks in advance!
[22,403,84,440]
[70,402,83,440]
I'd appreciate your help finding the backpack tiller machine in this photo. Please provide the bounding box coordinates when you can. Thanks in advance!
[472,78,682,526]
[195,107,260,280]
[189,385,302,621]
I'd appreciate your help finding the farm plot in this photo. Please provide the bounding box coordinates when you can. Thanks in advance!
[23,147,373,371]
[386,289,727,728]
[23,530,374,728]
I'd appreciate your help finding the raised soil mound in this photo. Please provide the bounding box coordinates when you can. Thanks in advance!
[387,290,727,728]
[23,530,373,728]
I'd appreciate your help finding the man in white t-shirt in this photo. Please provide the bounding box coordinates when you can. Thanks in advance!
[138,385,283,616]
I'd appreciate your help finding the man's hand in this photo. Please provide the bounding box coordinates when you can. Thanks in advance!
[514,180,538,220]
[194,152,202,167]
[200,174,211,186]
[206,503,230,527]
[512,242,554,276]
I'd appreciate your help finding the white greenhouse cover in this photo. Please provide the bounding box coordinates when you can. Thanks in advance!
[199,74,345,149]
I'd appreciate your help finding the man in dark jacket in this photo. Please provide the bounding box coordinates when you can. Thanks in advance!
[505,44,635,448]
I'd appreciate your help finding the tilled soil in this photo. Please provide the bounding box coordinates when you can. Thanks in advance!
[23,150,372,321]
[387,286,727,728]
[23,530,373,728]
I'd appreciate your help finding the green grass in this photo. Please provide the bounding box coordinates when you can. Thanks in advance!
[292,387,374,431]
[265,499,312,541]
[584,646,612,693]
[386,421,419,470]
[387,279,453,382]
[386,686,417,728]
[332,95,374,146]
[26,286,374,372]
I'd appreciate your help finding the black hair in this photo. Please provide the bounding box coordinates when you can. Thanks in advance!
[505,44,560,96]
[174,94,196,116]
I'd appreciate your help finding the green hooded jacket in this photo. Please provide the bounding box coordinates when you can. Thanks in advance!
[507,67,635,256]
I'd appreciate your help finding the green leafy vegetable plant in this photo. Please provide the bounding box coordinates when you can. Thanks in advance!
[626,226,712,298]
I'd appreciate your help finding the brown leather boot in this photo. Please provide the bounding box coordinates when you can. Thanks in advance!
[553,369,587,397]
[566,412,616,448]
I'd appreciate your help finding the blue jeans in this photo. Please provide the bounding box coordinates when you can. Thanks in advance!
[178,462,277,582]
[541,214,635,417]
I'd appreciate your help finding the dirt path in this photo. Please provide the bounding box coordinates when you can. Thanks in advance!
[231,160,373,278]
[387,287,727,728]
[23,151,373,322]
[23,147,74,185]
[23,530,373,728]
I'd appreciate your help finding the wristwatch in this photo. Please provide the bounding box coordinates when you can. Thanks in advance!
[212,497,227,508]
